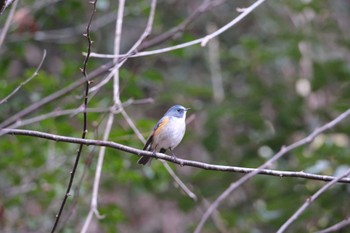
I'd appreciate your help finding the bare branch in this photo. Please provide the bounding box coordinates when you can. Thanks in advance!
[50,0,97,231]
[206,23,224,103]
[88,0,266,59]
[0,50,47,105]
[56,148,96,233]
[161,161,197,201]
[0,98,153,138]
[194,107,350,233]
[80,112,114,233]
[81,0,125,231]
[277,168,350,233]
[136,0,227,51]
[3,128,350,185]
[32,10,116,42]
[112,0,124,105]
[0,0,18,47]
[315,217,350,233]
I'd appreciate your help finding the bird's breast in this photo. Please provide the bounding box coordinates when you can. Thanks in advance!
[153,116,186,149]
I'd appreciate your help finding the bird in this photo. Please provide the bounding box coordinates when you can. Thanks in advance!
[138,105,190,165]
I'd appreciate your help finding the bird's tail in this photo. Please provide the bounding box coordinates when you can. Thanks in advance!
[137,156,152,165]
[137,148,165,165]
[138,140,153,165]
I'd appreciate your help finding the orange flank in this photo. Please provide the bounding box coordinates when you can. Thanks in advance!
[153,116,169,137]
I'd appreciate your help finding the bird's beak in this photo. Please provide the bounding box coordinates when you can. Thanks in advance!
[185,108,191,111]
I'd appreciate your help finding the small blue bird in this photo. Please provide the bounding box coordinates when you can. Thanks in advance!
[138,105,190,165]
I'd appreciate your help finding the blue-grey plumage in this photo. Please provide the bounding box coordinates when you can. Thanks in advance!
[138,105,190,165]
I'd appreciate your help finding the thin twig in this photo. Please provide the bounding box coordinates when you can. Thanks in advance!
[112,0,124,105]
[32,10,116,42]
[129,0,227,52]
[56,147,96,232]
[315,216,350,233]
[161,161,197,200]
[50,0,97,232]
[0,0,18,48]
[3,127,350,184]
[86,0,226,59]
[277,168,350,233]
[194,107,350,233]
[0,98,153,138]
[0,50,47,105]
[81,0,125,231]
[206,23,224,103]
[88,0,265,59]
[80,112,114,233]
[0,60,113,129]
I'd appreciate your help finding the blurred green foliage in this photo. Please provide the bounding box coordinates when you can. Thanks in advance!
[1,0,350,232]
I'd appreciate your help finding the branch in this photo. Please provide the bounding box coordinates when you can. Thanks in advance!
[80,111,113,233]
[3,128,350,185]
[112,0,124,105]
[0,98,153,138]
[194,107,350,233]
[0,50,47,105]
[315,217,350,233]
[0,0,17,46]
[9,107,111,128]
[277,168,350,233]
[81,0,125,231]
[206,23,224,103]
[32,10,116,42]
[50,0,97,231]
[89,0,266,59]
[56,148,96,233]
[137,0,226,51]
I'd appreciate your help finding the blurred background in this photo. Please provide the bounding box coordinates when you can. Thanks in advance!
[1,0,350,232]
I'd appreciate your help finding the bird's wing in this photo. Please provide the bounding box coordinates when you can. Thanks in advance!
[153,116,169,137]
[143,116,170,151]
[143,134,153,151]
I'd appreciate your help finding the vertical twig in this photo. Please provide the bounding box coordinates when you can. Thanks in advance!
[0,0,18,48]
[206,23,224,103]
[112,0,124,105]
[81,0,125,232]
[80,112,114,233]
[50,0,97,232]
